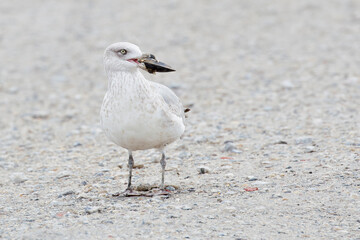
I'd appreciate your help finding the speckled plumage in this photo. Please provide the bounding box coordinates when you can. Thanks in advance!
[100,70,185,151]
[100,42,185,191]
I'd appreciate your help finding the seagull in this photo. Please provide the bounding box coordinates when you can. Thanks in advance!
[100,42,186,195]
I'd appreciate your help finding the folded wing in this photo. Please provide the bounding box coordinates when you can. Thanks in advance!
[151,82,185,124]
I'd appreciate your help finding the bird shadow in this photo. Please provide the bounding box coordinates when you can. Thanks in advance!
[111,185,180,198]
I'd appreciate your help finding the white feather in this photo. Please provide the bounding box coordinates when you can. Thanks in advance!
[100,43,185,151]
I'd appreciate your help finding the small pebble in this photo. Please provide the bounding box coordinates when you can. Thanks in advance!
[165,186,176,191]
[225,173,234,178]
[94,172,104,177]
[247,176,258,181]
[98,162,105,167]
[211,189,221,193]
[77,193,90,199]
[261,161,272,165]
[223,141,242,153]
[56,171,72,179]
[261,161,274,168]
[31,111,49,119]
[194,136,208,144]
[8,86,19,94]
[295,136,313,145]
[84,206,101,214]
[281,80,295,89]
[11,173,28,184]
[73,142,82,147]
[224,206,237,212]
[197,166,210,174]
[181,205,193,210]
[305,146,316,153]
[270,194,283,199]
[58,190,75,198]
[133,164,144,169]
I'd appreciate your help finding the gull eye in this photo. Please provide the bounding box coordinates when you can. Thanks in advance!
[118,49,127,55]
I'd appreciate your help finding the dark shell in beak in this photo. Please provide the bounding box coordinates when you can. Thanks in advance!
[138,53,175,74]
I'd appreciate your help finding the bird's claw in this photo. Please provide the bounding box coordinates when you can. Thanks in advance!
[112,188,173,197]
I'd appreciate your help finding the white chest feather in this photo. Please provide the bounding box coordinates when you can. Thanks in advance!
[100,71,185,151]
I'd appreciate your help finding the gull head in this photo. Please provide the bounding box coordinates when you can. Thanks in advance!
[104,42,143,73]
[104,42,176,74]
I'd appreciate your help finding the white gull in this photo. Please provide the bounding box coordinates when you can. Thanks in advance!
[100,42,186,193]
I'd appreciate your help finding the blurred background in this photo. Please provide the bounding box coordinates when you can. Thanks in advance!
[0,0,359,145]
[0,0,359,239]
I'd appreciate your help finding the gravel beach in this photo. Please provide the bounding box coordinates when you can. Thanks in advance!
[0,0,359,239]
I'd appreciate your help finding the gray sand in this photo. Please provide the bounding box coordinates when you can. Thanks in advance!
[0,0,359,239]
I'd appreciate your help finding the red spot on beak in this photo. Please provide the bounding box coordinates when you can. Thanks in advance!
[128,59,139,64]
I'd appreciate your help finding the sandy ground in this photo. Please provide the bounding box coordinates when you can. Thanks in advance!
[0,0,359,239]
